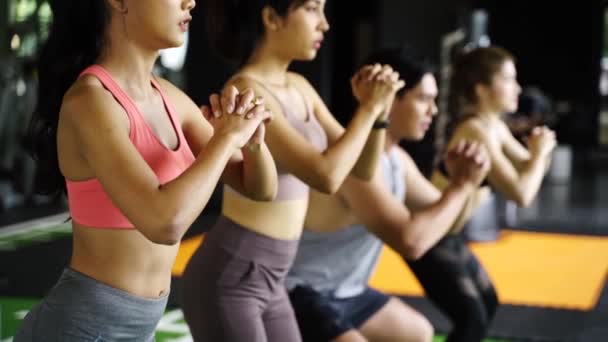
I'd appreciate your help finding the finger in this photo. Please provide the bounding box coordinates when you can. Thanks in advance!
[200,105,212,120]
[393,80,406,91]
[389,71,400,83]
[236,88,255,115]
[367,63,383,81]
[473,150,486,165]
[464,141,478,157]
[209,94,222,118]
[376,65,393,81]
[250,107,272,122]
[221,85,239,114]
[454,140,466,154]
[246,104,266,119]
[354,65,372,82]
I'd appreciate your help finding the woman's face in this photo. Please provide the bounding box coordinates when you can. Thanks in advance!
[389,73,439,141]
[482,60,522,113]
[120,0,195,50]
[273,0,330,61]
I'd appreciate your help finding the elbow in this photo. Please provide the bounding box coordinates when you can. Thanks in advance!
[249,185,277,202]
[403,246,426,261]
[156,229,181,246]
[400,237,426,261]
[316,176,341,194]
[141,212,186,246]
[311,166,342,194]
[513,192,533,208]
[155,217,186,245]
[351,166,375,182]
[143,225,181,245]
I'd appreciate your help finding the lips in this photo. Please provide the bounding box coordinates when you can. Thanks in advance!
[313,38,324,49]
[179,17,192,32]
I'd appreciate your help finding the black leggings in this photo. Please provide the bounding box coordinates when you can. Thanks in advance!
[406,234,498,342]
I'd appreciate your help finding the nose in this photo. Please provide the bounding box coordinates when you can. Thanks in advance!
[319,13,330,32]
[183,0,196,11]
[430,101,438,117]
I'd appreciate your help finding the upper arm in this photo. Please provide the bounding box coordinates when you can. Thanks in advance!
[498,120,531,167]
[399,150,442,211]
[339,172,411,237]
[62,84,168,229]
[452,122,524,201]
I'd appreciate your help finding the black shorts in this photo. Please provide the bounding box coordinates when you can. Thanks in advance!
[288,285,390,341]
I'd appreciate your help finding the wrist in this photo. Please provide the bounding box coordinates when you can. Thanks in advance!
[359,102,384,118]
[447,179,476,194]
[243,141,262,153]
[372,119,390,129]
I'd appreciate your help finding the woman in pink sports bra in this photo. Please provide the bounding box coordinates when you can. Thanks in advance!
[14,0,277,341]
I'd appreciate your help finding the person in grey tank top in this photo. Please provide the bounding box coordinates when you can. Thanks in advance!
[287,46,491,342]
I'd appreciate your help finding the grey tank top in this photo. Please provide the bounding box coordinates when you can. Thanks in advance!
[225,77,328,200]
[286,146,406,298]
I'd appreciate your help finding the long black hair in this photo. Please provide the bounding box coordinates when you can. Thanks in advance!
[27,0,110,196]
[205,0,308,66]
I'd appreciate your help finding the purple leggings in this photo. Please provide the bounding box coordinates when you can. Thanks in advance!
[181,216,302,342]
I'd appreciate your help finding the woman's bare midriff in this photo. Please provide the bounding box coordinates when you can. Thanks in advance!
[221,190,309,240]
[70,224,178,299]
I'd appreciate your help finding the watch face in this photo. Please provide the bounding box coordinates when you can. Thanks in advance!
[7,0,53,57]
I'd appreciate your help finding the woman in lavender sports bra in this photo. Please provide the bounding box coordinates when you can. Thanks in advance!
[179,0,404,341]
[15,0,277,341]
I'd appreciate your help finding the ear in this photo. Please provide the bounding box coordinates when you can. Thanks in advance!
[474,83,488,102]
[107,0,129,14]
[261,6,283,31]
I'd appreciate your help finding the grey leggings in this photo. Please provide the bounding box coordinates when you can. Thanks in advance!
[181,216,301,342]
[14,268,168,342]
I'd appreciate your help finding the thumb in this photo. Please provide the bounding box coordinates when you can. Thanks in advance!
[200,105,213,121]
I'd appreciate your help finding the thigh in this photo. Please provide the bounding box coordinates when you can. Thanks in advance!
[264,287,302,342]
[359,297,433,342]
[219,304,268,342]
[333,330,368,342]
[14,303,107,342]
[289,285,354,342]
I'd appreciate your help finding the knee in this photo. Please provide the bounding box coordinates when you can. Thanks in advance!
[485,290,499,320]
[414,316,435,342]
[451,316,490,341]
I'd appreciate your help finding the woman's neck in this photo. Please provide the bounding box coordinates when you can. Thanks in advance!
[464,103,500,122]
[242,43,292,86]
[97,28,159,100]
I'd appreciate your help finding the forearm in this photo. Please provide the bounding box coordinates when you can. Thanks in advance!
[241,142,278,201]
[351,127,386,180]
[512,154,548,206]
[402,183,473,259]
[319,103,382,190]
[153,135,236,243]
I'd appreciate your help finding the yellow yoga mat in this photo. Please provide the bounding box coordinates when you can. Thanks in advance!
[172,235,204,277]
[173,230,608,311]
[369,230,608,311]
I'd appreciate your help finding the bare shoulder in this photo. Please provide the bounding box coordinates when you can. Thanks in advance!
[452,117,495,145]
[61,75,128,131]
[287,72,316,95]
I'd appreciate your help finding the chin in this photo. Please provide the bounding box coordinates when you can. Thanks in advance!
[414,133,426,141]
